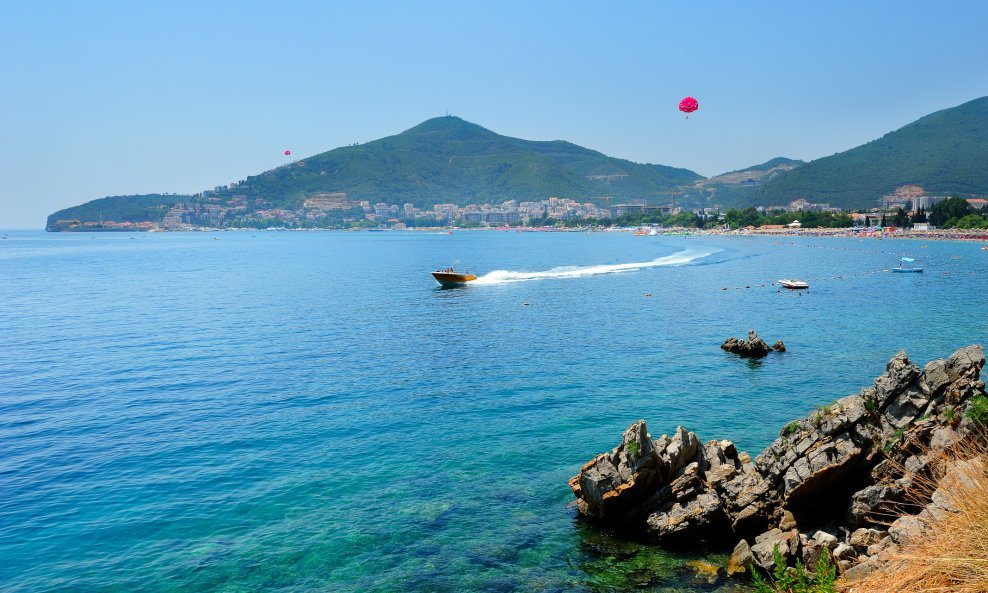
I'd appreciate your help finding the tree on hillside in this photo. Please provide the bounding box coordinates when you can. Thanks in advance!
[929,197,973,226]
[725,207,760,229]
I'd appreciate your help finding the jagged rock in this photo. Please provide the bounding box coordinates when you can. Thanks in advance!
[873,351,921,410]
[721,330,771,358]
[645,490,729,545]
[568,344,986,577]
[772,340,786,352]
[568,419,664,520]
[726,539,753,576]
[750,528,800,571]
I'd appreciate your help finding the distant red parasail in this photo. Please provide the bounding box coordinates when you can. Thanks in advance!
[284,150,291,156]
[678,96,699,117]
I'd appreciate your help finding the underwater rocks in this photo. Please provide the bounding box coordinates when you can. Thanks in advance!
[569,344,986,579]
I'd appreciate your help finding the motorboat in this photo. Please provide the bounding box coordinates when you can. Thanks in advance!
[431,268,478,287]
[892,257,923,273]
[779,279,809,289]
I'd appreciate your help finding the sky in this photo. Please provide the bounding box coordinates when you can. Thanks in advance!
[1,0,987,228]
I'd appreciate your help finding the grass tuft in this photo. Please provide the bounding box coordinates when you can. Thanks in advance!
[847,428,988,593]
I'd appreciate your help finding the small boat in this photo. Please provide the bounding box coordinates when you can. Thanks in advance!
[892,257,923,273]
[431,268,478,287]
[779,279,809,289]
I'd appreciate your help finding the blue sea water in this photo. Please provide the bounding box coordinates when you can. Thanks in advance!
[1,229,986,593]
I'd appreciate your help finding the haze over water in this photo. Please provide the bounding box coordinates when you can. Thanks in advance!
[2,230,986,592]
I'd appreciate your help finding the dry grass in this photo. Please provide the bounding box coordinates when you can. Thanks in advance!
[846,429,988,593]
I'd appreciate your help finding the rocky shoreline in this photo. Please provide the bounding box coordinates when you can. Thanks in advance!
[569,344,985,582]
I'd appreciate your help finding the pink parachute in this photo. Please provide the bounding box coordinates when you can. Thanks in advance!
[678,97,699,117]
[284,150,291,156]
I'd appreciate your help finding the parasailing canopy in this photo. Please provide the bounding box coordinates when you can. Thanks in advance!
[902,257,915,262]
[678,96,699,116]
[284,150,291,156]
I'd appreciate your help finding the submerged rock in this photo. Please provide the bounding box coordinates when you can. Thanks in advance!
[568,344,986,579]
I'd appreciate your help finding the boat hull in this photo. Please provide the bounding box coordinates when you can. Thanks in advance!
[779,279,809,289]
[892,267,923,273]
[432,271,478,287]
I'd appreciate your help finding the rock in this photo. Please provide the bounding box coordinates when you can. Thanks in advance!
[726,539,753,576]
[778,510,797,531]
[750,528,800,571]
[888,515,924,544]
[922,359,950,398]
[721,330,771,358]
[833,542,855,562]
[844,557,880,580]
[849,527,884,550]
[813,530,838,550]
[645,491,729,545]
[569,419,666,520]
[873,351,921,410]
[565,344,986,570]
[867,535,893,556]
[772,340,786,352]
[800,539,827,573]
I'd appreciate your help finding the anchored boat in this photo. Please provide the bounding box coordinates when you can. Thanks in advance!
[892,257,923,273]
[779,279,809,289]
[431,268,478,287]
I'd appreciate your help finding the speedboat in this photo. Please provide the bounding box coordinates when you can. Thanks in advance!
[892,257,923,273]
[431,268,478,287]
[779,279,809,289]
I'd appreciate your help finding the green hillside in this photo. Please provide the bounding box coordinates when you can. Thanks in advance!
[47,194,191,229]
[237,116,702,208]
[753,96,988,209]
[686,157,805,209]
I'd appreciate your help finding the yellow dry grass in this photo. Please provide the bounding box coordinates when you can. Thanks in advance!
[846,431,988,593]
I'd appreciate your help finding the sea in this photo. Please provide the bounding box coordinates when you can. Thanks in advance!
[2,229,986,593]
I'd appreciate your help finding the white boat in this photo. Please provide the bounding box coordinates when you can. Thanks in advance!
[892,257,923,273]
[779,279,809,289]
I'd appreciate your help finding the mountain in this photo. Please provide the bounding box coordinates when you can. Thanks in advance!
[238,117,702,206]
[686,158,804,209]
[47,117,703,228]
[753,96,988,210]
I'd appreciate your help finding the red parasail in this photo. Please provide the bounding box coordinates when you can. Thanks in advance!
[284,150,291,156]
[678,96,699,117]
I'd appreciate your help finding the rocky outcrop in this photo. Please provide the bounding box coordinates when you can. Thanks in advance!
[569,344,985,579]
[721,330,775,358]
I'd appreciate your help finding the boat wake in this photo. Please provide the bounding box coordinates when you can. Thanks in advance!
[472,248,719,285]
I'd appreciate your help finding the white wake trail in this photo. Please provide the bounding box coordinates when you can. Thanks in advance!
[471,248,718,285]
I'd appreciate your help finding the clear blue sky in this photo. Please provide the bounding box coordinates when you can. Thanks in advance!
[2,0,986,228]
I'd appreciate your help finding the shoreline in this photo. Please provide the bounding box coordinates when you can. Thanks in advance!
[36,225,988,243]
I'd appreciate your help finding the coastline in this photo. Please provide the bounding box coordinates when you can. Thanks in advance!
[37,225,988,243]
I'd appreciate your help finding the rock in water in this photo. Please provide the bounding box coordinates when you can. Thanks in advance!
[568,344,986,578]
[772,340,786,352]
[721,330,771,358]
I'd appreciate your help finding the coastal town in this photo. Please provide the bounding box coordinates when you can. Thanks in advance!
[48,183,988,240]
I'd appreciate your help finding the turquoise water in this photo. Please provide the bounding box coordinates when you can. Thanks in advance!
[2,230,986,592]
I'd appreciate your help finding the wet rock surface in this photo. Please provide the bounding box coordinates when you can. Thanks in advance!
[720,330,774,358]
[569,344,985,580]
